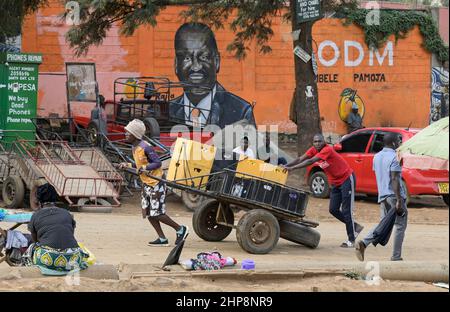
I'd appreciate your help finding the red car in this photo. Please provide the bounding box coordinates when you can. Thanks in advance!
[306,127,449,206]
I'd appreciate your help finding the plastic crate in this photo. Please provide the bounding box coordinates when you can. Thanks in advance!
[252,180,281,206]
[275,189,308,217]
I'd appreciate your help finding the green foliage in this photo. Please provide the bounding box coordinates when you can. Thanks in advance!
[63,0,360,58]
[338,8,449,63]
[181,0,286,59]
[344,271,363,280]
[0,0,48,43]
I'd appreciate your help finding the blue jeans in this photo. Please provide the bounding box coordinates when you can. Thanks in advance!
[329,174,357,242]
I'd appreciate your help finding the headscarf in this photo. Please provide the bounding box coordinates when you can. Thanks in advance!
[36,183,58,204]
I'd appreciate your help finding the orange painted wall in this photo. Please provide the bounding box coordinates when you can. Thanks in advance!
[22,1,431,135]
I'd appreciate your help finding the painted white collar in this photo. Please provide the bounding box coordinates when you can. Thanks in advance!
[183,85,217,126]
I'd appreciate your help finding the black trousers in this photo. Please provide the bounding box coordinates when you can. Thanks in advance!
[329,174,356,242]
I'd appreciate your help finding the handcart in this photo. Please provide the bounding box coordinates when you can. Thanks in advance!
[2,139,120,211]
[125,167,321,255]
[32,117,170,194]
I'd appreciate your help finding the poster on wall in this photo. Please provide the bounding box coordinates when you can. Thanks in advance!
[430,66,449,123]
[169,23,255,129]
[66,62,97,102]
[296,0,322,24]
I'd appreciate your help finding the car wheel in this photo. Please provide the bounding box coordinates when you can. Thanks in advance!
[87,121,100,145]
[236,209,280,254]
[144,117,160,138]
[279,220,321,249]
[443,194,449,207]
[181,191,206,211]
[2,176,25,208]
[308,171,330,198]
[193,200,234,242]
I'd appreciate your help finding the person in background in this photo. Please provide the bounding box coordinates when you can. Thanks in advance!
[119,119,188,247]
[233,136,255,159]
[347,102,363,134]
[259,131,287,166]
[26,183,89,273]
[98,94,107,136]
[283,133,364,248]
[355,132,408,261]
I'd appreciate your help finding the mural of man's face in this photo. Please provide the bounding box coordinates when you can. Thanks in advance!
[175,29,220,105]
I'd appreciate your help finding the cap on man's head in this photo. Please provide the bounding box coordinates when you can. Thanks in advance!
[125,119,146,140]
[352,102,359,110]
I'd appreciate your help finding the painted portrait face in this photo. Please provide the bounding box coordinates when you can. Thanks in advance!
[175,28,220,105]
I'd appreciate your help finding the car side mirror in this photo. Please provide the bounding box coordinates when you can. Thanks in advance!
[334,143,342,152]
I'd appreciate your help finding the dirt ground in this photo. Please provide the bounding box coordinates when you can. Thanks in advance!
[0,274,446,292]
[1,192,448,292]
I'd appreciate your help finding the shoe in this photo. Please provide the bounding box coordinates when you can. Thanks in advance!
[355,240,366,262]
[391,257,403,261]
[340,240,355,248]
[175,225,189,245]
[354,223,364,239]
[148,238,169,247]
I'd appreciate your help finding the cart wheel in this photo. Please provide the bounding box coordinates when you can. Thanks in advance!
[181,191,206,211]
[443,194,449,207]
[77,198,113,213]
[87,121,100,145]
[236,209,280,254]
[279,220,321,249]
[193,200,234,242]
[5,250,23,267]
[2,176,25,208]
[144,117,160,138]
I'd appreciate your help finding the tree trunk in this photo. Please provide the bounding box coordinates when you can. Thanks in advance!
[290,0,322,157]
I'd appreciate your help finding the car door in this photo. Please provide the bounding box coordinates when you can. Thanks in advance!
[365,131,388,194]
[339,130,374,192]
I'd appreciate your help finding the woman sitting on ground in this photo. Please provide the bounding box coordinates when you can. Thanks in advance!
[24,183,89,274]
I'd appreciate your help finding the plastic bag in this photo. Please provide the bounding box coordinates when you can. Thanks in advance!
[78,242,96,266]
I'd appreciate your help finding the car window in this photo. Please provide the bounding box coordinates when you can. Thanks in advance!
[369,132,387,154]
[369,131,402,154]
[341,131,373,153]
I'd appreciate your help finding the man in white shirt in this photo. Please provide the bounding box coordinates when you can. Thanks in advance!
[233,136,255,159]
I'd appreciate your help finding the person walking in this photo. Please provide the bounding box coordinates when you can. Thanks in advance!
[355,132,408,261]
[119,119,188,246]
[284,134,364,248]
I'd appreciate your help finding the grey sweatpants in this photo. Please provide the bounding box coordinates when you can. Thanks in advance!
[362,196,408,260]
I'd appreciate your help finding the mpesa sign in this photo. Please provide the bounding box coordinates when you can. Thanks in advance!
[318,40,394,67]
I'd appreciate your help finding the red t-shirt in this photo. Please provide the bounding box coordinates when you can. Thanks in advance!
[306,145,353,187]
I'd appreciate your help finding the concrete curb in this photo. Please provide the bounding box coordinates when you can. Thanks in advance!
[119,261,449,283]
[0,265,119,280]
[0,261,447,283]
